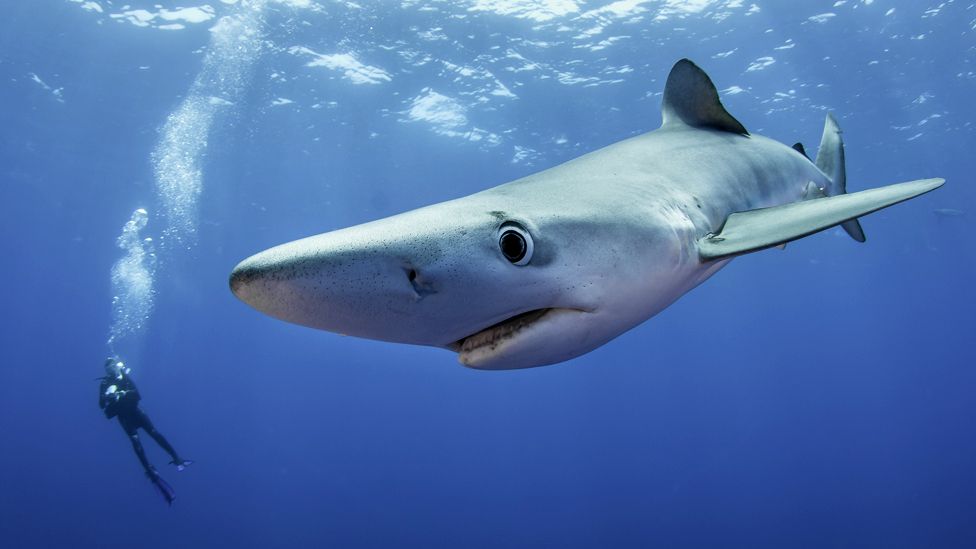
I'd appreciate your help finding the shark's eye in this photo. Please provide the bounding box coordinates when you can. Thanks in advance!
[498,225,533,265]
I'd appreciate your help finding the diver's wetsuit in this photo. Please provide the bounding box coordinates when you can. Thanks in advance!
[99,373,181,478]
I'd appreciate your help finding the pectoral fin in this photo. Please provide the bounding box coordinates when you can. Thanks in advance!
[699,178,944,261]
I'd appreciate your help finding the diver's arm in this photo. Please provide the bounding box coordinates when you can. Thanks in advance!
[122,377,142,402]
[100,379,121,418]
[113,376,141,404]
[99,380,110,409]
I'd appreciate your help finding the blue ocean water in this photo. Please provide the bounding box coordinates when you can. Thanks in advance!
[2,1,974,547]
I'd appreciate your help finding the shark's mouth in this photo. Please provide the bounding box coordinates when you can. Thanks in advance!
[451,308,554,359]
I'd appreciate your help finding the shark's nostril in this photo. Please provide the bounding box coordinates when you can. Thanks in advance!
[405,266,436,298]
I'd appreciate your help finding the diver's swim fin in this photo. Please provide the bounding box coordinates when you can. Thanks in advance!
[148,470,176,506]
[170,459,194,472]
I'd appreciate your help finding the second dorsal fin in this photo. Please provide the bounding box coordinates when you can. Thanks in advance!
[661,59,748,135]
[792,142,809,159]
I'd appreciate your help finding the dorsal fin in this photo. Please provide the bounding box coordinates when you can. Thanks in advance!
[792,142,809,159]
[661,59,748,135]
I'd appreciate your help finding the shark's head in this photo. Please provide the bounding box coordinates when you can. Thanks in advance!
[230,183,697,369]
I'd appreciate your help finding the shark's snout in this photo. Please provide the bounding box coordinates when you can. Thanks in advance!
[231,236,415,336]
[229,250,300,324]
[230,246,314,309]
[229,257,268,299]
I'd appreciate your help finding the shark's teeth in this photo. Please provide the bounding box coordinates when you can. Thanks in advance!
[457,308,551,356]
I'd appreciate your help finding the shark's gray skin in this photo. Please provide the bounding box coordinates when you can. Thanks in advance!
[231,59,943,370]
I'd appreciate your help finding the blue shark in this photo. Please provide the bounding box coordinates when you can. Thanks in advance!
[230,59,943,369]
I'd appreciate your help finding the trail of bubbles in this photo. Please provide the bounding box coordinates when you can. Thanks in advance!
[107,208,157,353]
[106,1,310,364]
[152,0,270,247]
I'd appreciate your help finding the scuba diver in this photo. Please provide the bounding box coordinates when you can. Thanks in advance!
[99,357,192,505]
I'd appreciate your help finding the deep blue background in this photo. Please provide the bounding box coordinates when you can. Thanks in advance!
[2,1,974,548]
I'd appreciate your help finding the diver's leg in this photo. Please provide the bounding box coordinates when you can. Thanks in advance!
[128,433,154,476]
[147,429,181,462]
[121,417,175,504]
[139,410,182,463]
[118,415,154,476]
